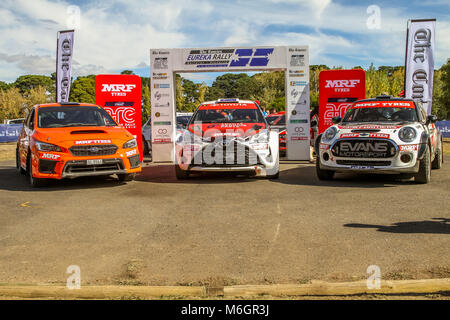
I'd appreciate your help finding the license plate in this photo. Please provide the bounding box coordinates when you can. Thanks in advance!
[350,165,374,170]
[87,159,103,165]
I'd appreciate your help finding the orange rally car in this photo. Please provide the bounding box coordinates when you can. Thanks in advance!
[16,102,141,187]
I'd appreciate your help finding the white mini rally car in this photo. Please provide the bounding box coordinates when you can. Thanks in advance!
[315,96,443,184]
[175,99,280,179]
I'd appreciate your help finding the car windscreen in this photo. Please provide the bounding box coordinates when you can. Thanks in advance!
[38,106,117,128]
[266,114,280,125]
[177,116,191,126]
[272,114,286,126]
[191,107,265,124]
[342,104,418,123]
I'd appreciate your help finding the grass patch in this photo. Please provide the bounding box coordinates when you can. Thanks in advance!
[443,138,450,155]
[0,143,16,161]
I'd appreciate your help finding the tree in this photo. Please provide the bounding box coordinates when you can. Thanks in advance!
[0,81,9,92]
[250,71,285,110]
[434,59,450,119]
[121,70,134,75]
[142,85,151,123]
[13,75,54,94]
[69,75,96,103]
[0,87,28,122]
[27,86,50,107]
[210,73,252,98]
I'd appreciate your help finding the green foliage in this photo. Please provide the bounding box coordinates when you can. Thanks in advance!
[433,59,450,119]
[13,75,54,94]
[2,59,449,123]
[121,70,134,75]
[0,81,9,91]
[69,75,96,103]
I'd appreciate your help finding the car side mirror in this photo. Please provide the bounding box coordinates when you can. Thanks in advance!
[311,120,318,127]
[427,115,437,123]
[331,116,341,124]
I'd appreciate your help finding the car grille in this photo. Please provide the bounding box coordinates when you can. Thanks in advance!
[69,144,118,157]
[331,139,396,159]
[198,142,262,167]
[64,159,124,174]
[336,160,392,167]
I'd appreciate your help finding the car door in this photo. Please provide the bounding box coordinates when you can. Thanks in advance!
[20,107,36,168]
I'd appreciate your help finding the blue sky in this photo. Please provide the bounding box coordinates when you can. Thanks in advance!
[0,0,449,84]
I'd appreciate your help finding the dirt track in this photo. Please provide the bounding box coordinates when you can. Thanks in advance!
[0,157,448,286]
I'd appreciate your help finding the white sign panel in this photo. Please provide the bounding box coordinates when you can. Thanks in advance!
[150,50,176,162]
[150,46,310,162]
[56,30,74,103]
[405,19,435,114]
[286,47,310,160]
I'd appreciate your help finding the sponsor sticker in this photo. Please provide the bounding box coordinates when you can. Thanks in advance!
[291,137,309,141]
[290,54,305,67]
[340,133,360,138]
[153,83,170,89]
[153,138,172,144]
[154,57,168,69]
[126,149,138,157]
[399,144,418,151]
[320,143,330,150]
[289,81,307,87]
[74,139,112,145]
[369,133,390,139]
[40,153,61,160]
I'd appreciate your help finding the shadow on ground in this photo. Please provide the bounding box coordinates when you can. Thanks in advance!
[136,164,258,184]
[344,218,450,234]
[0,163,126,192]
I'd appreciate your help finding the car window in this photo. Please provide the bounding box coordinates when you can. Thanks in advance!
[28,109,36,129]
[191,107,265,124]
[343,105,418,122]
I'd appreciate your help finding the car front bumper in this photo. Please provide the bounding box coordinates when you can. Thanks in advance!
[32,149,142,179]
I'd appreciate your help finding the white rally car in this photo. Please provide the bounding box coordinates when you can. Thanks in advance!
[315,96,443,184]
[175,99,280,179]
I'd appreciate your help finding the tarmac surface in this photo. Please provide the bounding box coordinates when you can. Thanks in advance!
[0,157,448,286]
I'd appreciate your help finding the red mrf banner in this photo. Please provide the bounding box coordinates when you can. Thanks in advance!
[95,74,143,161]
[318,69,366,133]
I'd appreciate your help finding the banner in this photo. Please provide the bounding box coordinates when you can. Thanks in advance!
[95,75,143,161]
[56,30,75,103]
[436,121,450,138]
[318,69,366,134]
[405,19,436,114]
[0,124,22,143]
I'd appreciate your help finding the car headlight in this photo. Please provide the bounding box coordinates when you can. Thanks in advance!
[323,126,338,142]
[250,129,269,144]
[35,141,61,152]
[398,127,416,142]
[123,138,137,149]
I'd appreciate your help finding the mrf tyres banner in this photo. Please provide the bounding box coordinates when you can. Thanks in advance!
[95,74,143,161]
[56,30,74,103]
[405,19,435,114]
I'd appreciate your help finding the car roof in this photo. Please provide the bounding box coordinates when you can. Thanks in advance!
[267,111,285,116]
[199,99,258,109]
[37,102,99,108]
[354,96,415,104]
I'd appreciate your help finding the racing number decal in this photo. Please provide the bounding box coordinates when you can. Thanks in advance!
[229,48,274,67]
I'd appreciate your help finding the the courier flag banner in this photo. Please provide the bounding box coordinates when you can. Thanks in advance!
[56,30,74,103]
[405,19,435,114]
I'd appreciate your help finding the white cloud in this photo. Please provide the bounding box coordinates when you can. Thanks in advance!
[0,0,448,83]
